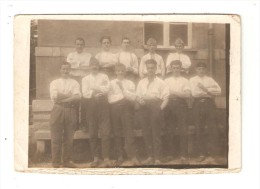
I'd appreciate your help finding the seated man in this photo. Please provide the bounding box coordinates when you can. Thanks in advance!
[49,62,81,168]
[166,38,192,77]
[116,37,139,82]
[108,63,140,167]
[67,37,92,80]
[139,38,165,79]
[82,57,112,167]
[136,59,170,165]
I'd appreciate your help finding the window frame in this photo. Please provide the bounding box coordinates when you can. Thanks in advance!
[143,22,192,49]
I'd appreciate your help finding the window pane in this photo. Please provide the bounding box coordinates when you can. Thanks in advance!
[169,23,188,46]
[144,23,163,45]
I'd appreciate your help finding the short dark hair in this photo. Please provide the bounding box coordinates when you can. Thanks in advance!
[121,37,131,43]
[89,57,100,66]
[60,62,71,69]
[115,63,126,71]
[75,37,85,45]
[147,38,157,45]
[170,60,182,67]
[100,36,112,43]
[145,59,157,66]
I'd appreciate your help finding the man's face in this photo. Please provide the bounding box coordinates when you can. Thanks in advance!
[121,39,130,51]
[90,62,100,74]
[196,67,206,77]
[60,65,71,78]
[101,39,111,51]
[171,64,181,76]
[146,63,157,77]
[75,40,85,53]
[147,42,157,53]
[175,43,184,53]
[115,67,126,79]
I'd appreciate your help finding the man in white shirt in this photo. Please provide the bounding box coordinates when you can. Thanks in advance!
[136,59,170,165]
[139,38,165,78]
[116,37,139,82]
[164,60,191,164]
[166,38,192,76]
[49,62,81,168]
[95,36,117,79]
[189,62,221,163]
[108,63,139,166]
[82,57,112,167]
[66,37,92,79]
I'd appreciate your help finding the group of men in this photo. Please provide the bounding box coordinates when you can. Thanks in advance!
[49,36,221,168]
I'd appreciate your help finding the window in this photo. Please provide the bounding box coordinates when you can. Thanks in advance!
[144,22,192,49]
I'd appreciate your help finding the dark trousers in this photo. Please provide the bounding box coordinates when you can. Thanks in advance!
[85,96,111,159]
[164,98,188,157]
[139,100,163,160]
[110,99,136,159]
[49,104,77,165]
[193,98,219,157]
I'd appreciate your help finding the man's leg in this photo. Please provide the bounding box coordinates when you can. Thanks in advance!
[177,102,188,163]
[110,102,124,165]
[62,107,77,167]
[139,105,154,164]
[193,100,207,161]
[150,102,163,164]
[122,102,138,165]
[49,105,64,167]
[98,97,112,166]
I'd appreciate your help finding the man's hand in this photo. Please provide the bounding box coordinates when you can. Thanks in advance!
[160,103,167,110]
[92,85,102,93]
[116,81,124,91]
[143,95,156,101]
[197,83,208,93]
[136,96,145,105]
[126,67,134,73]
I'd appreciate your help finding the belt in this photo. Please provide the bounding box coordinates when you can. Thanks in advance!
[55,102,77,108]
[194,97,213,103]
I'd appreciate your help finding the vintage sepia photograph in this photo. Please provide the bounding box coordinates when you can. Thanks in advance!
[13,14,241,173]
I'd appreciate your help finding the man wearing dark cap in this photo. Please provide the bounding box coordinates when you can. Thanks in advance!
[189,62,221,163]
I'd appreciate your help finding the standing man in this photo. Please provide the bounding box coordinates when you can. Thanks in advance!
[136,59,170,165]
[189,62,221,162]
[49,62,81,168]
[139,38,165,79]
[108,63,139,166]
[117,37,139,82]
[82,57,112,167]
[164,60,191,164]
[166,38,192,76]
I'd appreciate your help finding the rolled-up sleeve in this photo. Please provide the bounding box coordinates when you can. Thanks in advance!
[72,81,81,97]
[98,74,110,94]
[49,81,58,101]
[124,81,136,102]
[160,81,170,101]
[132,54,139,75]
[82,77,93,98]
[207,78,221,96]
